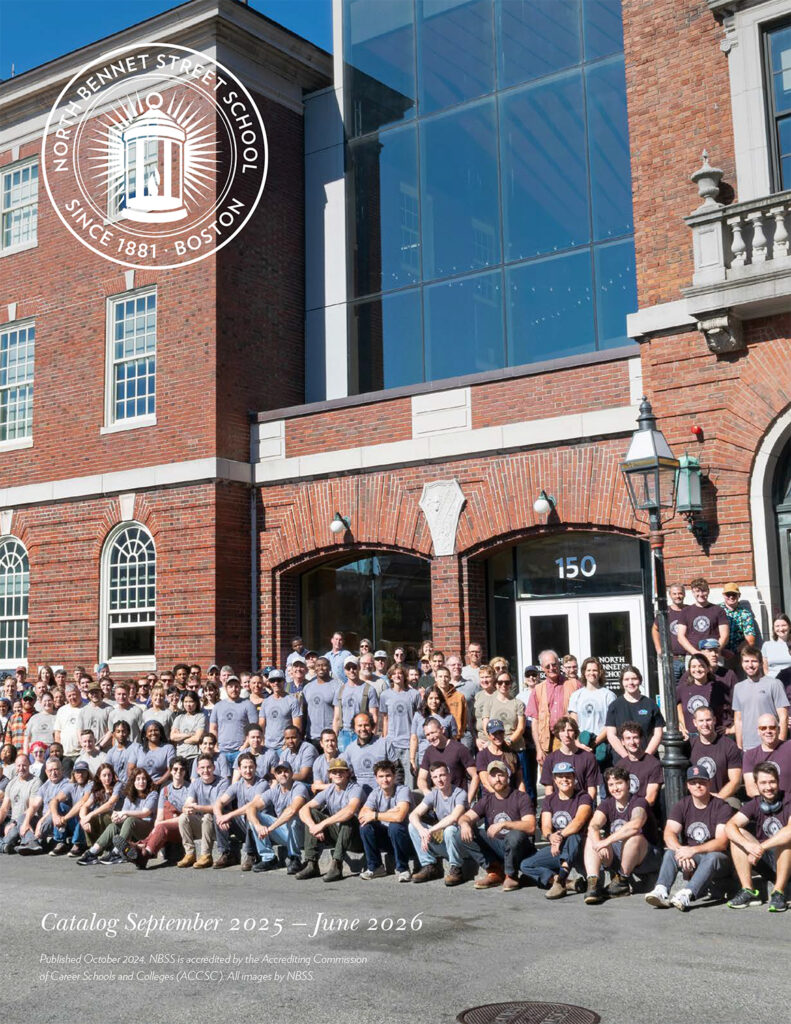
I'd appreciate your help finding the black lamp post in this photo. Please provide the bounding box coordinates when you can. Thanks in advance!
[620,397,687,807]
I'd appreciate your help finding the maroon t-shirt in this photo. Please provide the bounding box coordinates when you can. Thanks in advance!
[743,740,791,792]
[615,753,663,798]
[597,794,658,844]
[542,790,593,833]
[688,734,742,793]
[738,792,791,841]
[420,738,475,790]
[540,748,602,792]
[678,603,728,650]
[655,607,686,657]
[471,788,535,827]
[476,747,521,786]
[675,680,732,735]
[667,794,733,845]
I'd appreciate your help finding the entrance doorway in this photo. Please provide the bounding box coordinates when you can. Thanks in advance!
[517,594,648,692]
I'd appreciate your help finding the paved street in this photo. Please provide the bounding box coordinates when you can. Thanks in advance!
[0,856,784,1024]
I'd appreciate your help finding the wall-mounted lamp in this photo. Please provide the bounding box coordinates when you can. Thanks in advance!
[330,512,351,536]
[676,453,709,550]
[533,490,556,516]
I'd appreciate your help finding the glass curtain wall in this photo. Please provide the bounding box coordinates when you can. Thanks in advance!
[344,0,636,394]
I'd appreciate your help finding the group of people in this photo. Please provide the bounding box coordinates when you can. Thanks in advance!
[1,582,790,912]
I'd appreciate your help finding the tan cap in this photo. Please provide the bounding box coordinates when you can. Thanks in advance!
[722,582,741,595]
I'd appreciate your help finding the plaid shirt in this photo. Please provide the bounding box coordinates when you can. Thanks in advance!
[3,708,33,748]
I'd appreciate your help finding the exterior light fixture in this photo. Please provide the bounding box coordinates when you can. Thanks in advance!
[330,513,350,535]
[533,490,555,516]
[676,453,709,551]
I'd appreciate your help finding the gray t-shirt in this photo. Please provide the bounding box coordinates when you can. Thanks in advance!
[262,781,310,817]
[6,775,40,821]
[732,676,790,750]
[108,705,144,744]
[210,699,258,752]
[26,712,56,747]
[158,782,189,815]
[333,682,379,729]
[365,783,412,812]
[171,712,207,759]
[191,756,232,782]
[302,679,339,738]
[232,749,278,782]
[144,709,175,740]
[281,742,318,778]
[106,743,135,783]
[130,743,175,782]
[260,694,301,748]
[223,778,267,808]
[120,791,158,818]
[420,786,467,822]
[312,754,331,785]
[186,776,229,807]
[344,737,398,788]
[380,689,421,746]
[78,704,111,742]
[312,782,364,816]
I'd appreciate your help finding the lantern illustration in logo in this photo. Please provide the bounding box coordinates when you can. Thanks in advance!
[120,93,187,222]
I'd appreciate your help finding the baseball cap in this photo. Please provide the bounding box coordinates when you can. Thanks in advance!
[267,669,285,682]
[73,761,91,773]
[87,682,103,694]
[344,656,359,667]
[487,760,508,775]
[207,664,219,673]
[22,689,35,700]
[524,665,539,675]
[722,583,741,595]
[486,719,505,734]
[29,741,48,752]
[273,762,293,773]
[698,638,720,651]
[687,764,712,781]
[552,761,575,775]
[290,655,307,666]
[327,758,350,772]
[97,662,109,672]
[374,650,388,659]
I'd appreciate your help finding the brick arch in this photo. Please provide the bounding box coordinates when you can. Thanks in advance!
[271,540,431,577]
[89,495,160,560]
[1,511,34,560]
[459,522,645,561]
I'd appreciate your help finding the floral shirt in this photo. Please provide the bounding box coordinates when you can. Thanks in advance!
[721,603,758,654]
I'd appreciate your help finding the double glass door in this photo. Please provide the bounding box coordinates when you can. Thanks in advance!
[517,595,649,692]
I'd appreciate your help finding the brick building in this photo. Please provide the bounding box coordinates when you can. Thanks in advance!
[5,0,791,686]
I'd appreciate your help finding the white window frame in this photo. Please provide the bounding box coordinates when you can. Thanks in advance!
[723,0,791,201]
[0,317,35,452]
[102,286,157,434]
[0,536,29,670]
[0,157,38,258]
[99,521,156,671]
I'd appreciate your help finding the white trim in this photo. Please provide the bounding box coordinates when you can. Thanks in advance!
[0,456,251,509]
[749,403,791,626]
[0,155,39,256]
[108,655,156,673]
[254,404,639,484]
[99,521,156,667]
[412,388,471,437]
[627,357,643,405]
[0,438,33,453]
[0,240,37,261]
[626,299,697,339]
[100,416,157,436]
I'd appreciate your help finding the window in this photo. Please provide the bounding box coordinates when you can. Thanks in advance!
[766,18,791,190]
[102,523,155,663]
[1,159,38,253]
[0,538,29,666]
[0,321,34,443]
[106,289,156,427]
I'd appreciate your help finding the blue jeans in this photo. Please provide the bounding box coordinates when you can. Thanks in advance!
[338,729,354,753]
[656,849,731,898]
[52,801,84,845]
[215,816,253,855]
[520,833,583,887]
[360,820,412,872]
[408,823,464,868]
[222,751,239,771]
[459,826,535,877]
[252,811,304,862]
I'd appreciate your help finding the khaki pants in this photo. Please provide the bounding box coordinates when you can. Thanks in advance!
[178,812,216,856]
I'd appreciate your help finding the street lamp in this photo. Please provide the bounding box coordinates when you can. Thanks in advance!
[620,396,687,807]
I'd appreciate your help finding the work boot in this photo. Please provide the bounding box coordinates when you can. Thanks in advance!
[584,876,605,905]
[323,859,344,882]
[413,863,442,883]
[193,853,213,869]
[295,859,321,880]
[212,852,230,869]
[177,852,196,868]
[546,876,567,900]
[443,866,464,886]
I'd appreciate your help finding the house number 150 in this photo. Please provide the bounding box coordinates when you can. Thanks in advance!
[555,555,597,579]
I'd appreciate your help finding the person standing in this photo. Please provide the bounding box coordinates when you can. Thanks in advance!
[323,632,353,684]
[732,646,789,750]
[720,583,758,666]
[526,651,580,767]
[675,577,729,659]
[651,582,687,681]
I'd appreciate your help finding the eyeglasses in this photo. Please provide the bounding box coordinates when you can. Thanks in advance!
[346,665,359,672]
[757,725,777,731]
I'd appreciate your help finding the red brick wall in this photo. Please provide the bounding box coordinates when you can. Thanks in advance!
[623,0,736,307]
[286,399,412,457]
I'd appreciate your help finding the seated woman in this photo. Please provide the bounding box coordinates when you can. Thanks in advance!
[116,755,191,869]
[78,763,123,850]
[76,767,158,865]
[128,721,176,791]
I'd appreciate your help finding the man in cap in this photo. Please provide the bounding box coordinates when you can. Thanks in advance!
[296,757,364,881]
[287,655,309,701]
[357,759,412,881]
[540,716,601,801]
[259,671,302,752]
[720,583,758,666]
[78,682,111,744]
[725,761,791,911]
[209,674,259,771]
[520,762,593,896]
[373,650,390,682]
[476,718,523,792]
[458,760,536,891]
[644,764,733,911]
[332,656,379,752]
[583,765,660,904]
[4,689,36,749]
[246,761,309,873]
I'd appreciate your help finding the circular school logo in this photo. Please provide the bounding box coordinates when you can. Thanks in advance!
[42,43,268,269]
[693,615,710,634]
[687,694,710,715]
[552,810,572,830]
[762,816,783,837]
[687,821,710,843]
[629,773,639,795]
[696,756,716,780]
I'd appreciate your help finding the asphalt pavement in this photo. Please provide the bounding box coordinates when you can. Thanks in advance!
[0,855,782,1024]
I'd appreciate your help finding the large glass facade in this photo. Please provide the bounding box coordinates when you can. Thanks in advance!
[344,0,637,393]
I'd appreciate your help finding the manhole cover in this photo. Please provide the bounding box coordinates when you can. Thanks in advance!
[457,1002,601,1024]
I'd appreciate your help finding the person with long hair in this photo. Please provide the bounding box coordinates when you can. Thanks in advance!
[568,657,616,765]
[129,720,175,791]
[79,763,123,847]
[676,653,730,740]
[76,767,157,865]
[762,612,791,678]
[170,690,206,771]
[409,687,457,776]
[115,755,191,869]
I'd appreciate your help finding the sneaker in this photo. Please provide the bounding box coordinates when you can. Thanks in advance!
[727,887,761,909]
[212,852,231,869]
[76,851,99,866]
[17,840,42,856]
[323,859,343,883]
[286,856,303,876]
[99,850,123,865]
[360,865,387,880]
[670,887,693,912]
[252,858,277,873]
[240,853,254,872]
[295,860,321,881]
[584,876,604,905]
[413,863,442,884]
[645,884,671,909]
[135,849,151,870]
[177,852,196,868]
[113,835,139,863]
[49,842,69,857]
[607,873,631,898]
[545,877,567,900]
[768,889,788,913]
[396,869,412,883]
[193,854,213,869]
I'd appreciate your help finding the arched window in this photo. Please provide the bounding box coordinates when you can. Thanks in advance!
[102,523,155,662]
[0,538,29,666]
